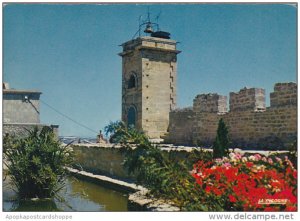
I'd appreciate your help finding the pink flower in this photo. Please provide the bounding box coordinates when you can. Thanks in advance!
[284,156,289,161]
[222,162,232,168]
[268,158,273,164]
[254,154,262,161]
[235,153,242,160]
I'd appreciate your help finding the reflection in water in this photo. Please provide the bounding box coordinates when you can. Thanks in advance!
[3,176,128,212]
[11,199,59,212]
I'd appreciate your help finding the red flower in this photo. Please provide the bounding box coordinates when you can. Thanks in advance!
[293,171,297,179]
[246,162,254,168]
[264,207,275,212]
[285,206,297,211]
[229,195,237,203]
[212,187,223,196]
[205,186,212,193]
[192,156,297,211]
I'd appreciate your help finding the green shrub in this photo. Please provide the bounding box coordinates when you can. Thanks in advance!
[3,127,74,199]
[213,118,230,159]
[104,121,215,211]
[104,121,148,144]
[288,140,297,168]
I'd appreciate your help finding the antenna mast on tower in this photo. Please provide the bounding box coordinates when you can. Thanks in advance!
[132,9,170,39]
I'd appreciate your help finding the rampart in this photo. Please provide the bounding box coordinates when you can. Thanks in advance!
[71,144,286,183]
[166,82,297,149]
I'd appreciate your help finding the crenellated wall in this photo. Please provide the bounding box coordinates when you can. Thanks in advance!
[166,82,297,149]
[193,93,227,113]
[230,87,266,112]
[270,83,297,107]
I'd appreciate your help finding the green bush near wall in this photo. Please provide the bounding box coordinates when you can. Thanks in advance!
[3,127,74,199]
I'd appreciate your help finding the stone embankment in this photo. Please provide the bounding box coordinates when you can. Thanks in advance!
[68,167,180,211]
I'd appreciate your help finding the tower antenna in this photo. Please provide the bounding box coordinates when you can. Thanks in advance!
[132,9,169,39]
[155,11,161,30]
[132,8,158,39]
[147,6,151,22]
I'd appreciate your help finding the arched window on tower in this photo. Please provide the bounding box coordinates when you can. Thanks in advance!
[127,106,136,128]
[128,74,136,89]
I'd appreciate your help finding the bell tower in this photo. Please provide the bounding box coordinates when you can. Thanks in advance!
[119,16,180,139]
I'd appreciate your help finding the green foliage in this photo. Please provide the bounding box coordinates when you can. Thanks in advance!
[185,148,213,168]
[287,140,297,168]
[105,121,215,211]
[213,118,230,159]
[104,121,149,144]
[3,127,74,199]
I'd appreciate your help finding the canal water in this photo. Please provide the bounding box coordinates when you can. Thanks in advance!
[3,176,128,212]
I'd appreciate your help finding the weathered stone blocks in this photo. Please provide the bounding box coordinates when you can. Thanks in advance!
[120,36,181,139]
[270,82,297,107]
[230,87,266,112]
[167,82,297,149]
[193,93,227,113]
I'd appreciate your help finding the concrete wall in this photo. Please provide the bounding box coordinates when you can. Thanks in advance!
[167,82,297,149]
[3,90,41,124]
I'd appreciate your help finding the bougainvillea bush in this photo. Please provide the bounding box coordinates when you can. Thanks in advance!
[191,149,297,211]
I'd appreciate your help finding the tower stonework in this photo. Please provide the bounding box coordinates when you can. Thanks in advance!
[119,36,180,139]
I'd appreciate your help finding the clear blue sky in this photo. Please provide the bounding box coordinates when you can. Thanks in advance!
[3,3,297,137]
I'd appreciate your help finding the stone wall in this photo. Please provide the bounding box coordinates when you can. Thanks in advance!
[270,82,297,107]
[193,93,227,113]
[71,144,202,182]
[3,123,59,138]
[166,107,194,145]
[167,82,297,149]
[71,144,135,181]
[71,143,288,184]
[230,87,266,112]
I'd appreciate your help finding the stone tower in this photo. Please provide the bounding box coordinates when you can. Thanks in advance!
[119,32,180,139]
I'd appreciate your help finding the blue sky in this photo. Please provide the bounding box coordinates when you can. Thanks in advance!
[3,3,297,137]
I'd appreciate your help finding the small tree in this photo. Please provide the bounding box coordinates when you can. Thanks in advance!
[213,118,230,159]
[3,126,73,199]
[104,121,149,145]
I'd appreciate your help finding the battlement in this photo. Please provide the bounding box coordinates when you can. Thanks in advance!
[168,82,297,148]
[193,93,227,113]
[191,83,296,114]
[229,87,266,112]
[270,82,297,107]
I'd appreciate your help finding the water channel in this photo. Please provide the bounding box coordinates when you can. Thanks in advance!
[3,176,128,211]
